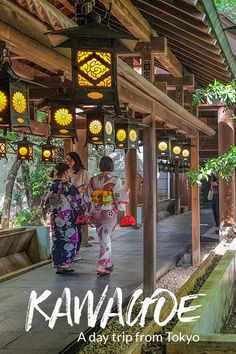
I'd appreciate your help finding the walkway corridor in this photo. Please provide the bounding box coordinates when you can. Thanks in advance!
[0,207,215,354]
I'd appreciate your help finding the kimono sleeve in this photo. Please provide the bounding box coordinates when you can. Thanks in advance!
[113,178,129,211]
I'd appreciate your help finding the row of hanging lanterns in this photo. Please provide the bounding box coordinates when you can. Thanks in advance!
[157,138,191,161]
[86,108,139,150]
[158,160,190,174]
[157,136,191,174]
[0,1,139,161]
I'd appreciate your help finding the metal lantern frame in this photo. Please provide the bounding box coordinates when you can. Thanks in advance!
[14,138,34,161]
[46,11,136,113]
[115,122,139,150]
[40,140,57,163]
[157,137,171,160]
[49,100,78,142]
[0,62,30,131]
[0,135,7,159]
[86,108,115,146]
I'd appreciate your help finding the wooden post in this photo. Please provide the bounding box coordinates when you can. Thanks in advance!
[174,161,180,214]
[73,129,89,247]
[63,139,73,157]
[191,137,200,266]
[218,107,235,228]
[125,149,137,223]
[143,119,157,300]
[142,50,157,305]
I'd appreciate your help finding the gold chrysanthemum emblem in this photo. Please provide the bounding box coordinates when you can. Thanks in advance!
[116,129,126,142]
[54,108,73,126]
[105,121,112,135]
[89,120,102,134]
[129,129,137,142]
[0,91,7,112]
[12,92,27,113]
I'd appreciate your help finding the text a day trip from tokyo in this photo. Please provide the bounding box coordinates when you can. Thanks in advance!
[77,331,200,345]
[25,285,206,336]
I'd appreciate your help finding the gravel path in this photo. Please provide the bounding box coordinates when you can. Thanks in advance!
[156,242,218,293]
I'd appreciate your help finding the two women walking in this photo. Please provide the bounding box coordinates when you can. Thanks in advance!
[47,155,129,276]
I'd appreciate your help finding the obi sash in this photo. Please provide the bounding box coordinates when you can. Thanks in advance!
[92,190,114,204]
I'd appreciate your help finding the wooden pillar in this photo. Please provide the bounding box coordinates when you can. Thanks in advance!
[125,149,137,222]
[143,119,157,300]
[73,129,88,169]
[218,107,235,227]
[175,85,185,107]
[174,161,180,214]
[63,138,73,157]
[74,129,89,246]
[191,137,200,266]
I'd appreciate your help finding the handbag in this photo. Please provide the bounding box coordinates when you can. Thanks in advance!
[207,189,213,201]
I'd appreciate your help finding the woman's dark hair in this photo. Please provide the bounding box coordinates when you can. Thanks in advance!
[52,163,69,179]
[99,156,114,172]
[66,152,84,173]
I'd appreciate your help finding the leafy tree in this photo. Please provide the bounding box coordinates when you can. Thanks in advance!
[187,145,236,184]
[214,0,236,22]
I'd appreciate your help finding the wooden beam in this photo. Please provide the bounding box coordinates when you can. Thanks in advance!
[136,37,183,78]
[135,0,213,39]
[191,136,200,266]
[151,0,211,32]
[57,0,74,13]
[155,74,195,90]
[12,60,49,80]
[99,0,153,42]
[14,0,75,30]
[118,60,215,136]
[140,10,220,50]
[0,20,71,77]
[154,102,198,137]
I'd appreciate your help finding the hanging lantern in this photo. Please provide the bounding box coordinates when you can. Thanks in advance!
[40,140,56,163]
[182,148,190,161]
[86,109,115,146]
[0,136,7,159]
[15,138,33,161]
[46,9,137,113]
[172,143,182,158]
[0,42,32,131]
[50,101,77,141]
[157,138,170,159]
[128,125,139,149]
[115,123,139,150]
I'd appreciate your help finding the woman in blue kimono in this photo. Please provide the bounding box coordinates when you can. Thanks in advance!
[48,163,83,274]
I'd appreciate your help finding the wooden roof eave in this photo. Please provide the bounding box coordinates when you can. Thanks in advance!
[199,0,236,78]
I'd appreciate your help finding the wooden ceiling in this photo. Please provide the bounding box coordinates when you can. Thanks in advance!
[9,0,234,87]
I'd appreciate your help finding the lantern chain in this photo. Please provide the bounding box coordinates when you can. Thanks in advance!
[0,42,12,70]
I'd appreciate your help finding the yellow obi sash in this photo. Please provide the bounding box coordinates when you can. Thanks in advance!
[92,190,114,204]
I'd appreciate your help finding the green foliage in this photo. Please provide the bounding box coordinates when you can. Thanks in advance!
[26,166,51,197]
[214,0,236,22]
[14,211,39,226]
[192,80,236,109]
[187,145,236,184]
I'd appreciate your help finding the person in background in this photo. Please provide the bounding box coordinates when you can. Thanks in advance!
[47,163,83,274]
[87,156,129,276]
[65,152,89,257]
[211,175,219,229]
